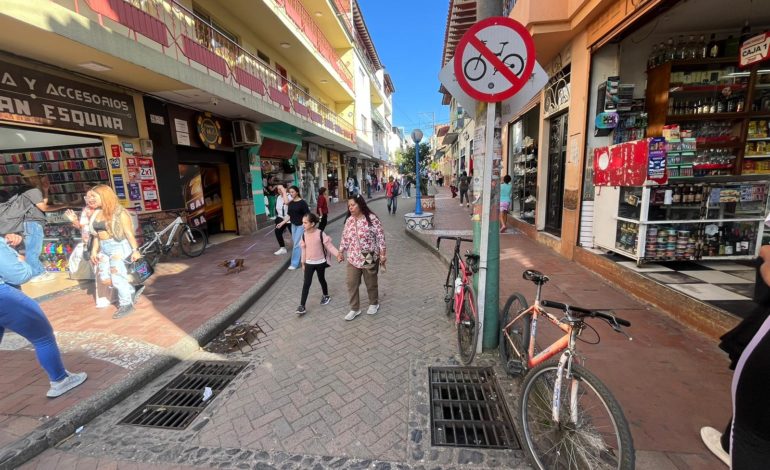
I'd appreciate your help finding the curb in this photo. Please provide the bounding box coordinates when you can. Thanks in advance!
[403,228,452,266]
[0,203,364,470]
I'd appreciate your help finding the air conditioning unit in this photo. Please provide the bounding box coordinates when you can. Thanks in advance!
[140,139,154,156]
[232,120,262,147]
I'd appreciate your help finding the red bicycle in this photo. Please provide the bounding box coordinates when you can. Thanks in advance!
[437,236,480,364]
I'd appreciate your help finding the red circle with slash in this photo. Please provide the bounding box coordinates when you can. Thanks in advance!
[454,17,536,102]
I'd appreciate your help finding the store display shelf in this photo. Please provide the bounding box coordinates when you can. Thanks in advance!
[650,204,702,209]
[669,175,737,180]
[749,112,770,118]
[744,154,770,159]
[641,218,764,224]
[669,84,747,94]
[647,57,739,71]
[747,137,770,141]
[666,112,746,121]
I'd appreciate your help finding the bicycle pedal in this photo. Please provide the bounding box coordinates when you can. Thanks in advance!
[506,360,525,376]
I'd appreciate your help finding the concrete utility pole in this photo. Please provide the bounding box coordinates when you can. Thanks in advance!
[473,0,502,351]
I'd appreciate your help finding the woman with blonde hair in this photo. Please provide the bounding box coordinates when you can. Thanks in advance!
[88,185,141,319]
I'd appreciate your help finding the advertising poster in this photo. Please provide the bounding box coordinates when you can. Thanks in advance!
[137,158,155,180]
[111,145,121,157]
[114,175,126,199]
[126,157,137,167]
[127,166,140,183]
[128,182,141,201]
[141,180,160,211]
[179,164,206,228]
[647,137,668,184]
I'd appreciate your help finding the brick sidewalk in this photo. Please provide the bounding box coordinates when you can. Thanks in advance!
[408,189,732,469]
[0,198,354,453]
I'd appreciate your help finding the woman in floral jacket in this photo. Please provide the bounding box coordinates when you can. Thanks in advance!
[337,195,387,321]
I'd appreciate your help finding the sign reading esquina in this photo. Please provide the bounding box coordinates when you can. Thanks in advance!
[0,60,138,137]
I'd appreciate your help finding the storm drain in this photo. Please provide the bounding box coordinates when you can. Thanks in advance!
[429,366,519,449]
[120,361,247,430]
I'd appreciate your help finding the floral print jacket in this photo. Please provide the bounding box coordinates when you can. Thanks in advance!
[339,214,386,268]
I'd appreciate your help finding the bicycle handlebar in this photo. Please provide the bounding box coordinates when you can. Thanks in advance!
[540,299,631,327]
[436,236,473,249]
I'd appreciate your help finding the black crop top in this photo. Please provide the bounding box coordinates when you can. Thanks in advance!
[92,220,108,232]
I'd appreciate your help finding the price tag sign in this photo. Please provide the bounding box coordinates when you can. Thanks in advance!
[454,17,536,102]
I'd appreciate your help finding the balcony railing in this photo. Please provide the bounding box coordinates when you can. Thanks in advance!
[331,0,354,35]
[274,0,353,90]
[76,0,355,143]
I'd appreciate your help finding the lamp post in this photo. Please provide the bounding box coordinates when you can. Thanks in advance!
[411,128,423,216]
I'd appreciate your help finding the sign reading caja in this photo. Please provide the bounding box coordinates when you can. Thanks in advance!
[0,59,138,136]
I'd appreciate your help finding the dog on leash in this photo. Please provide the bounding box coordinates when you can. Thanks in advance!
[220,258,245,274]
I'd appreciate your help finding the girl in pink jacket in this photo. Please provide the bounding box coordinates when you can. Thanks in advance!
[296,213,339,316]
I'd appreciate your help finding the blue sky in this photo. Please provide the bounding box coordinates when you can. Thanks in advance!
[358,0,450,138]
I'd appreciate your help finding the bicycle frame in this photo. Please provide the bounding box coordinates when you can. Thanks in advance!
[453,254,477,325]
[143,216,185,252]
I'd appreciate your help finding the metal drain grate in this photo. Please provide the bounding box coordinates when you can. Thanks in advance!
[429,366,519,449]
[120,361,247,429]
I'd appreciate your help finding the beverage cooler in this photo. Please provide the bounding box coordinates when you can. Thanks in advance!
[593,179,769,264]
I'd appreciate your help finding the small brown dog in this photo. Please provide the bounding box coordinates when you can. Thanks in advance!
[220,258,245,274]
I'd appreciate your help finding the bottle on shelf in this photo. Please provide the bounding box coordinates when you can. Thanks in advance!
[665,37,676,62]
[698,34,707,59]
[675,35,687,60]
[687,34,698,59]
[707,33,720,58]
[718,229,725,256]
[672,186,682,204]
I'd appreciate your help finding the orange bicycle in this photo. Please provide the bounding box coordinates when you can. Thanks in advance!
[437,236,480,364]
[499,269,635,470]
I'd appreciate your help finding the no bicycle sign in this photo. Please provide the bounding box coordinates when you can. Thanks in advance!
[454,17,535,102]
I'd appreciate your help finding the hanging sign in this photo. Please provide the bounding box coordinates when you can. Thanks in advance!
[740,32,770,68]
[454,17,536,102]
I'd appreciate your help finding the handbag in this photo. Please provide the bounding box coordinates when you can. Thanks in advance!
[125,256,154,284]
[355,221,378,268]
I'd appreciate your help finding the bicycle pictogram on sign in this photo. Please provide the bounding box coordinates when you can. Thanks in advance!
[454,17,536,103]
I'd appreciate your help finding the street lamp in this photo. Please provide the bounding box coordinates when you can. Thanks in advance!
[411,129,423,216]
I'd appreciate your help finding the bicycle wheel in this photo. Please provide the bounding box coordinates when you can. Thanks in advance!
[444,260,458,317]
[519,360,635,470]
[502,53,525,76]
[456,286,478,365]
[179,226,207,257]
[463,57,486,82]
[499,293,530,376]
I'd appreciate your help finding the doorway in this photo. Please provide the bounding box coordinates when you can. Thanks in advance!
[544,112,568,236]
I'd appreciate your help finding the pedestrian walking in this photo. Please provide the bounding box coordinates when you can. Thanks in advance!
[701,245,770,467]
[405,177,412,198]
[0,234,88,398]
[499,175,512,233]
[278,186,310,270]
[458,171,470,207]
[317,187,329,231]
[450,172,458,198]
[295,213,339,316]
[88,185,142,319]
[400,175,407,199]
[385,176,400,215]
[337,195,387,321]
[365,173,372,199]
[272,183,291,256]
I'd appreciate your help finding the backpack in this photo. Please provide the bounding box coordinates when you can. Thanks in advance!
[302,229,331,267]
[0,192,32,235]
[392,181,400,196]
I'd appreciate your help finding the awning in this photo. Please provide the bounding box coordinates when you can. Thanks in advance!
[442,132,458,145]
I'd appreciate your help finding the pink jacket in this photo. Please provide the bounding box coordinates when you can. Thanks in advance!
[300,229,339,264]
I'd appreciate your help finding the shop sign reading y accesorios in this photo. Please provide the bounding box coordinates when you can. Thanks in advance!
[0,59,138,136]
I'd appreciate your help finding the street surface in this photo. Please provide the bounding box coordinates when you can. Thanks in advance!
[9,193,731,470]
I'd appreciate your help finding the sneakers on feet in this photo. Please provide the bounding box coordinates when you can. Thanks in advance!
[296,305,307,316]
[274,247,287,255]
[700,426,730,467]
[320,295,331,305]
[47,371,87,398]
[30,272,55,283]
[288,265,298,270]
[344,310,361,321]
[132,284,145,304]
[367,304,380,315]
[112,304,135,319]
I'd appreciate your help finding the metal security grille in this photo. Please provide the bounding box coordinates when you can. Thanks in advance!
[429,367,519,449]
[120,361,247,430]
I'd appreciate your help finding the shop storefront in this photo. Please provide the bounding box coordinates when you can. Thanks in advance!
[0,56,144,296]
[583,0,770,266]
[327,150,342,201]
[506,104,540,224]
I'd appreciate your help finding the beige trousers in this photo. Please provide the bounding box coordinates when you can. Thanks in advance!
[346,262,379,311]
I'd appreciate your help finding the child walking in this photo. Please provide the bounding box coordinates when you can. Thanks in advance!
[296,213,339,316]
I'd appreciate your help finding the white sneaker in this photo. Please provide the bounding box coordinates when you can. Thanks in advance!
[700,426,730,467]
[366,304,380,315]
[30,272,55,283]
[288,265,298,270]
[95,298,111,309]
[47,371,87,398]
[274,247,287,255]
[524,195,536,203]
[344,310,361,321]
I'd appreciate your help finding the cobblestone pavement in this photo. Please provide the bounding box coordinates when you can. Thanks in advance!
[20,197,530,469]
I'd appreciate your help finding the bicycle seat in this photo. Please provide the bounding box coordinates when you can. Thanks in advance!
[522,270,549,285]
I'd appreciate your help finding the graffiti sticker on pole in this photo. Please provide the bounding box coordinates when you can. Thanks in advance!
[454,17,536,103]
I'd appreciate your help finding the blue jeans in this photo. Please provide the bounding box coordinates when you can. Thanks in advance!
[24,221,45,277]
[0,283,67,382]
[96,239,134,307]
[387,196,398,214]
[290,223,304,268]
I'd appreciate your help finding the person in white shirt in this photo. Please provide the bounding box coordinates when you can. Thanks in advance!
[271,183,292,255]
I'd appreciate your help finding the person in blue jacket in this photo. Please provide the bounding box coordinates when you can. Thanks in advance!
[0,233,87,398]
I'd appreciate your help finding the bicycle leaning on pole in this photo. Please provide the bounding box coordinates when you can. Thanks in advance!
[499,269,635,470]
[138,211,207,266]
[437,236,480,365]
